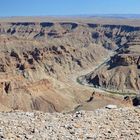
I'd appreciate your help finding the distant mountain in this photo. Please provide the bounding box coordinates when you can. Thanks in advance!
[1,14,140,19]
[89,14,140,19]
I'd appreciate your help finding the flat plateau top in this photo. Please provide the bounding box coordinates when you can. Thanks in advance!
[0,17,140,26]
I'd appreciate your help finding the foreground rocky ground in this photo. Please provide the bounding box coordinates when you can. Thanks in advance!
[0,107,139,140]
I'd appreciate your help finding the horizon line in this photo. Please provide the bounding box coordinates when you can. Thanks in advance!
[1,14,140,17]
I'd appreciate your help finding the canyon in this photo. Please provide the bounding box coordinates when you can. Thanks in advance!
[0,19,139,112]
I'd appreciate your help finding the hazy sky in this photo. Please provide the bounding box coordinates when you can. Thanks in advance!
[0,0,140,16]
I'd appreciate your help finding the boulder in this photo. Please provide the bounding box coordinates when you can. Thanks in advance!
[105,105,117,109]
[132,95,140,106]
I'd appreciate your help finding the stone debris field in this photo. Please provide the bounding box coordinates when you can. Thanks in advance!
[0,107,139,139]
